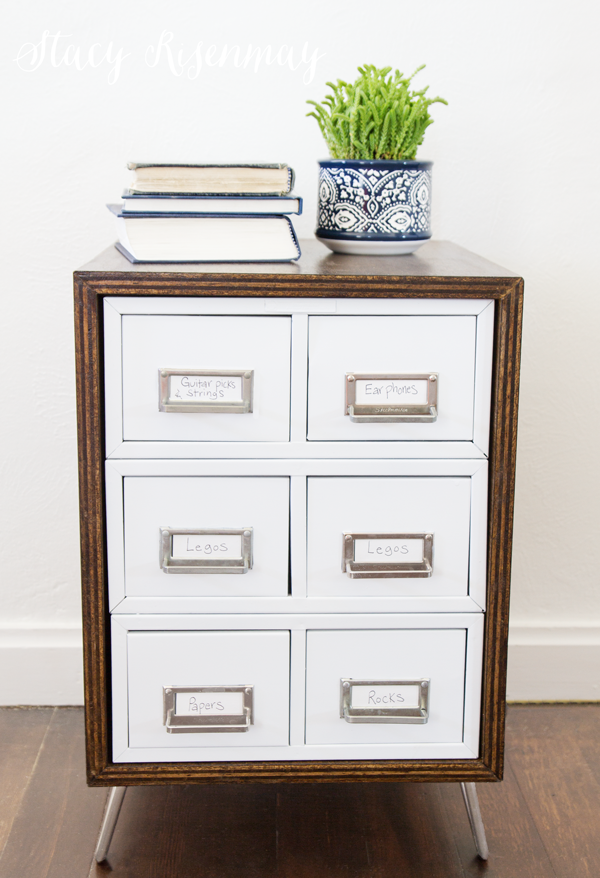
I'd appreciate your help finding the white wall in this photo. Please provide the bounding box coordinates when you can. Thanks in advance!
[1,0,599,703]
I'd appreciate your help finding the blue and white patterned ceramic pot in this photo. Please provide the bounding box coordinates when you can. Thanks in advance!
[316,159,433,255]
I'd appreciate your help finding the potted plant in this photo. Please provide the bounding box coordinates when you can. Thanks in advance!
[307,65,447,255]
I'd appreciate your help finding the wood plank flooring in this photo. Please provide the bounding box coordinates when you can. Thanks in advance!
[0,705,598,877]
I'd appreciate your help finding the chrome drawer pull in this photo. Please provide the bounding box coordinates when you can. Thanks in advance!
[342,532,433,579]
[340,679,429,724]
[163,685,253,734]
[160,527,253,574]
[345,372,438,423]
[159,368,253,414]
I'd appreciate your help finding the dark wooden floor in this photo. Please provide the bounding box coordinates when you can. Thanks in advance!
[0,706,599,877]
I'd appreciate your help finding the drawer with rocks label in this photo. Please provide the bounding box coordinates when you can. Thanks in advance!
[305,629,468,746]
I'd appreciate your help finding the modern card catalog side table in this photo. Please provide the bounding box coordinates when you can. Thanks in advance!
[74,239,523,863]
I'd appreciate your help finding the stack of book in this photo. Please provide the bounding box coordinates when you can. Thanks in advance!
[108,163,302,263]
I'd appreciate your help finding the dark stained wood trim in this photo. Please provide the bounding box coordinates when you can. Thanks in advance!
[79,274,506,299]
[74,257,523,786]
[74,278,111,781]
[87,759,499,786]
[480,279,523,779]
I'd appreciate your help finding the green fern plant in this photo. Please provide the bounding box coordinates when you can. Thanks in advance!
[307,64,447,160]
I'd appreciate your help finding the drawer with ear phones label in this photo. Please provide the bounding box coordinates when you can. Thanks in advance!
[307,314,480,442]
[345,373,438,423]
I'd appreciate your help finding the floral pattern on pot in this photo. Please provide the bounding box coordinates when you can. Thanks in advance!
[317,165,432,237]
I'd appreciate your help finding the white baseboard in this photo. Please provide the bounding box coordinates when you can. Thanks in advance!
[0,628,84,705]
[0,625,598,705]
[507,625,600,701]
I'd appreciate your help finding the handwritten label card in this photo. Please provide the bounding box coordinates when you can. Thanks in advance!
[171,533,242,560]
[174,691,244,716]
[168,375,243,404]
[350,684,421,710]
[354,379,429,405]
[354,538,424,564]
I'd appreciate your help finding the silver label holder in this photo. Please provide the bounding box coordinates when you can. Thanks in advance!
[345,372,438,423]
[340,678,430,724]
[163,685,254,733]
[342,532,434,579]
[160,527,253,574]
[159,368,254,414]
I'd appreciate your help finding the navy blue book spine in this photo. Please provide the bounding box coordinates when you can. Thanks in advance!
[119,194,303,216]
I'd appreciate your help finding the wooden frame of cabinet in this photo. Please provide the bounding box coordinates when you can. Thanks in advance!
[74,240,523,786]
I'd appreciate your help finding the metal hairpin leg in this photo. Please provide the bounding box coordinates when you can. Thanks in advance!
[94,786,127,863]
[460,782,489,860]
[92,782,487,862]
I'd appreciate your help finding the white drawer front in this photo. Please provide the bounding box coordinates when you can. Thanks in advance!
[127,630,290,748]
[307,477,472,597]
[123,477,289,597]
[305,629,467,745]
[307,315,477,441]
[121,315,291,441]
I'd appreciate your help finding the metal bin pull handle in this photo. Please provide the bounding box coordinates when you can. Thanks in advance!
[345,373,438,423]
[342,533,434,579]
[347,403,437,423]
[163,686,254,734]
[160,527,253,574]
[340,679,430,724]
[165,706,251,733]
[159,369,254,414]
